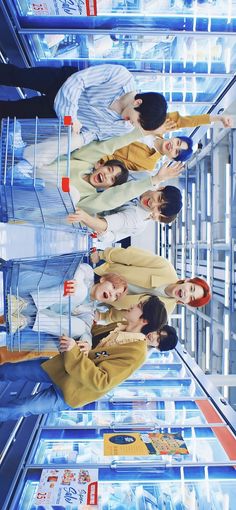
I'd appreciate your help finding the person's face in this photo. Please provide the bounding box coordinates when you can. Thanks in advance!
[122,302,144,323]
[95,278,126,302]
[122,98,142,128]
[158,137,188,159]
[140,189,166,220]
[170,280,204,304]
[146,330,168,349]
[89,164,121,189]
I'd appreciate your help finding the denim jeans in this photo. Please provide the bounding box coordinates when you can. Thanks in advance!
[0,359,71,422]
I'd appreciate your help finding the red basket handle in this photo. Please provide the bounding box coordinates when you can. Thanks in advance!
[64,280,71,296]
[61,177,70,192]
[63,116,73,126]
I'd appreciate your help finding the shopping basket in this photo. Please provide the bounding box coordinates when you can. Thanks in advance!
[0,117,86,232]
[0,250,93,352]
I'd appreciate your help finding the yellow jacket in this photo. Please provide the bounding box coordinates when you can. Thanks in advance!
[101,112,210,171]
[42,339,147,408]
[94,247,178,320]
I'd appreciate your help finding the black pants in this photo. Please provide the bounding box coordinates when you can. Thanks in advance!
[0,63,77,119]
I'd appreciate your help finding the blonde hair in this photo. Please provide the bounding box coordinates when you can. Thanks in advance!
[102,272,128,295]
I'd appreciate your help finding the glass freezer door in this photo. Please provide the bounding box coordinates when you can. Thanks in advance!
[28,32,236,77]
[44,399,212,428]
[11,0,236,20]
[10,465,236,510]
[29,425,236,467]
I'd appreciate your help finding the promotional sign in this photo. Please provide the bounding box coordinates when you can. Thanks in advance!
[34,468,98,507]
[30,1,97,16]
[104,432,189,456]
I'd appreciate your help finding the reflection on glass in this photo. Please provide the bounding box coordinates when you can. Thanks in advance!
[15,470,236,510]
[31,33,236,75]
[14,0,236,18]
[129,363,187,380]
[32,427,230,466]
[45,402,207,427]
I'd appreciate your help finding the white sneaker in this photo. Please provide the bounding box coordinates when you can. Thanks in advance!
[9,313,27,334]
[9,121,26,150]
[7,294,27,315]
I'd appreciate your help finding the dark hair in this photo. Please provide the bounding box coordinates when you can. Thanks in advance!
[158,325,178,352]
[159,213,177,224]
[174,136,193,162]
[159,186,182,216]
[134,92,167,131]
[140,295,167,335]
[103,159,129,186]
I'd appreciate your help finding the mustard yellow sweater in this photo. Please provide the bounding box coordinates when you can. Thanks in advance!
[42,339,147,408]
[102,112,210,171]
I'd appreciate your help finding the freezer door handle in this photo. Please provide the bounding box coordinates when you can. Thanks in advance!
[110,423,156,431]
[109,397,149,404]
[111,460,167,470]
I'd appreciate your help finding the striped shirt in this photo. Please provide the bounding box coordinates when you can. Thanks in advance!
[54,64,136,146]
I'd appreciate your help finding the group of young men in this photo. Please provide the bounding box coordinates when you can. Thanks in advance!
[0,61,230,422]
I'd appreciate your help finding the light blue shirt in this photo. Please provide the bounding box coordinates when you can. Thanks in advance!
[54,64,136,145]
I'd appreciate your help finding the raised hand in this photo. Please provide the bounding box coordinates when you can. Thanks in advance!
[220,115,232,128]
[155,118,177,134]
[152,161,185,186]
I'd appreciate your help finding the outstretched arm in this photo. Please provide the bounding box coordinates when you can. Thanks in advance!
[74,128,142,166]
[152,112,232,135]
[77,161,185,215]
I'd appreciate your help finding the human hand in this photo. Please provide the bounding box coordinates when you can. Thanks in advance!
[67,208,88,224]
[64,279,77,295]
[153,161,185,185]
[155,118,177,134]
[90,250,100,265]
[220,115,232,128]
[72,119,82,134]
[76,341,90,356]
[59,335,76,352]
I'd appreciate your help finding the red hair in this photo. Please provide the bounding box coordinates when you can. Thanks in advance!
[188,277,211,308]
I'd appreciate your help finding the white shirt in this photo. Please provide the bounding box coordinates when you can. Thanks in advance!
[98,201,151,246]
[128,283,169,298]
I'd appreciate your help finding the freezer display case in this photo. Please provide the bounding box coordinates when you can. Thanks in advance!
[7,31,235,118]
[9,0,236,21]
[43,400,216,428]
[9,465,236,510]
[28,426,236,466]
[147,349,179,362]
[28,32,236,76]
[109,378,204,398]
[129,362,187,379]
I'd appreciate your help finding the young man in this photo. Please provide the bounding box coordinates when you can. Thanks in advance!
[67,185,182,245]
[92,246,211,318]
[98,113,231,172]
[0,296,167,422]
[2,263,128,344]
[0,63,167,145]
[91,318,178,353]
[13,129,184,215]
[146,325,178,352]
